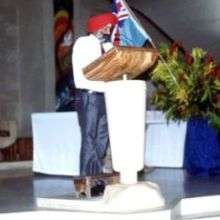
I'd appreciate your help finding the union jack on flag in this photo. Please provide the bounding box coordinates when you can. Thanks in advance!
[114,0,129,21]
[112,0,152,47]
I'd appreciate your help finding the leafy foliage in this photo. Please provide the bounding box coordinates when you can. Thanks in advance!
[150,42,220,133]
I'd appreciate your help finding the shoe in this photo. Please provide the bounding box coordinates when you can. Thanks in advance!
[91,179,106,197]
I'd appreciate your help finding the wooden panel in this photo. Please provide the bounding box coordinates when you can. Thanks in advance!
[0,138,33,162]
[83,47,158,81]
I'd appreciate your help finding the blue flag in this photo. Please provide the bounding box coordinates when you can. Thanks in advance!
[112,0,152,46]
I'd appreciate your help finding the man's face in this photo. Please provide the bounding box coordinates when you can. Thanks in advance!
[99,24,112,35]
[95,24,114,43]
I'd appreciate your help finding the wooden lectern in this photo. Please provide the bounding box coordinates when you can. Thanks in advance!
[83,46,158,81]
[73,46,158,198]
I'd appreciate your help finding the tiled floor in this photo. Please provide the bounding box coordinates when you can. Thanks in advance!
[1,167,220,213]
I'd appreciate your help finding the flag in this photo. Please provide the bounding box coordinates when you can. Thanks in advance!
[112,0,152,47]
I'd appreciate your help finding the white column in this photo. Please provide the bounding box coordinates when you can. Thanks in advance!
[105,80,146,184]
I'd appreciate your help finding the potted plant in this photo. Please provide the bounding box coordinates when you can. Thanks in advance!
[150,42,220,175]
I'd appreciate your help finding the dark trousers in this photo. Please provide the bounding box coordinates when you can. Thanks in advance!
[75,90,109,176]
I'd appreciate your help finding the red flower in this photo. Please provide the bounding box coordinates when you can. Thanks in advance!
[169,42,179,55]
[214,94,220,102]
[210,64,220,79]
[204,54,214,65]
[184,52,193,65]
[169,42,184,55]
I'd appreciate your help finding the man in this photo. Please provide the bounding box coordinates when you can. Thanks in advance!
[72,12,117,177]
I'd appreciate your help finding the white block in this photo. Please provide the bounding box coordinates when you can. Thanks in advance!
[145,111,187,168]
[174,195,220,217]
[32,112,81,176]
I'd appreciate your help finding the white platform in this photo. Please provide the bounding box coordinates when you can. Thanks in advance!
[35,194,220,220]
[31,111,187,176]
[0,209,171,220]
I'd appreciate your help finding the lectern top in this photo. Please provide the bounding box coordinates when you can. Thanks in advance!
[83,46,158,81]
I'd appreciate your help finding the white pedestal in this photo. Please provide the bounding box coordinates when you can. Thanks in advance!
[105,80,146,184]
[105,80,165,210]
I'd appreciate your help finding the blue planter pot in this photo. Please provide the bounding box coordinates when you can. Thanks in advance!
[184,117,220,175]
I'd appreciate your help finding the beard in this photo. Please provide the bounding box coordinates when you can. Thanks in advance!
[95,32,111,43]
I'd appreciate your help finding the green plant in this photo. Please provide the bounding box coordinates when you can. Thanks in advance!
[150,42,220,132]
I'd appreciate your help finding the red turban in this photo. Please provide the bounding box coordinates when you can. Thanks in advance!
[86,12,118,33]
